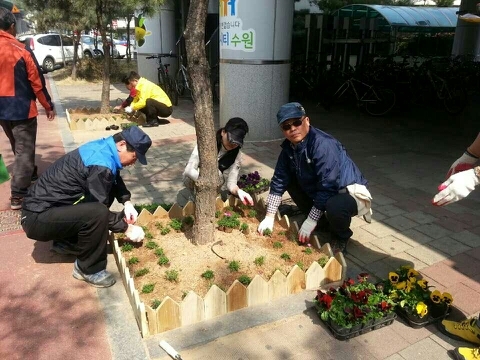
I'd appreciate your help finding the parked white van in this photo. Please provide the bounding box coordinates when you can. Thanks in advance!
[18,33,81,72]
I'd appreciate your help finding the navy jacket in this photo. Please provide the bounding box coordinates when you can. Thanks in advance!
[23,137,130,232]
[270,126,367,211]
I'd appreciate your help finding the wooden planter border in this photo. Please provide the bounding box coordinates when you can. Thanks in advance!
[112,194,347,337]
[66,107,132,131]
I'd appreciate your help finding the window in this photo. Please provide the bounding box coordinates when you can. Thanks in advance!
[62,36,73,46]
[38,35,61,46]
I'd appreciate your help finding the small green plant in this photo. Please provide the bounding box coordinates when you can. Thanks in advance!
[145,231,154,240]
[238,275,252,286]
[240,223,248,231]
[296,261,304,270]
[151,299,161,309]
[165,269,179,282]
[247,209,257,218]
[121,243,134,252]
[273,241,283,249]
[280,253,291,261]
[128,257,139,265]
[134,202,162,214]
[215,210,221,218]
[145,241,158,249]
[157,255,170,266]
[154,248,165,256]
[135,268,149,277]
[181,291,188,300]
[318,256,329,268]
[278,231,286,236]
[169,218,183,231]
[201,270,215,280]
[182,215,194,226]
[254,256,265,266]
[142,283,155,293]
[303,247,313,255]
[160,227,171,235]
[155,222,164,230]
[263,228,272,237]
[228,260,240,272]
[217,211,240,229]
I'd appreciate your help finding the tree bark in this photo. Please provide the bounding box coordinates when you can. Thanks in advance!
[184,0,217,245]
[96,0,111,113]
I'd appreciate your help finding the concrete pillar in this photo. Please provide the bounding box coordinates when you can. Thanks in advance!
[219,0,295,141]
[452,0,480,59]
[135,0,176,85]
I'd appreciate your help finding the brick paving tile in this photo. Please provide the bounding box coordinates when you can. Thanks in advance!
[391,229,435,247]
[398,337,454,360]
[450,213,480,228]
[449,231,480,248]
[346,240,390,264]
[354,325,410,359]
[430,331,473,351]
[385,355,407,360]
[389,318,438,345]
[429,237,472,257]
[470,246,480,261]
[415,223,452,240]
[352,227,378,244]
[369,235,413,255]
[383,215,419,231]
[445,282,480,315]
[371,193,397,206]
[421,262,474,288]
[405,245,449,265]
[364,222,397,238]
[443,252,480,277]
[402,211,438,225]
[461,273,480,294]
[433,217,472,233]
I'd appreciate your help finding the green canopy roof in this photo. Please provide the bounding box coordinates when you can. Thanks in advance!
[334,5,459,32]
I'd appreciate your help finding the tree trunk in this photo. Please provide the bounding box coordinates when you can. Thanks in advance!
[126,15,132,63]
[71,31,80,81]
[184,0,217,245]
[97,3,111,114]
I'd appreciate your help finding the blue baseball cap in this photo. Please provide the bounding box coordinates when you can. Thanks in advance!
[121,126,152,165]
[276,102,306,125]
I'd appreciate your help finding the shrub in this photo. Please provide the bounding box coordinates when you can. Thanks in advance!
[169,218,183,231]
[280,253,291,261]
[254,256,265,266]
[128,257,139,265]
[135,268,149,277]
[157,255,170,266]
[142,283,155,293]
[228,260,240,272]
[238,275,252,286]
[121,243,134,252]
[165,269,179,282]
[201,270,215,280]
[145,241,158,249]
[273,241,283,249]
[134,203,162,214]
[217,212,240,229]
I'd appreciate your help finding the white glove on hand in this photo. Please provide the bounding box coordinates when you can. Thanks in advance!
[446,152,478,179]
[184,166,199,181]
[125,224,145,242]
[433,168,480,206]
[299,217,317,243]
[124,201,138,224]
[237,189,254,206]
[257,216,274,235]
[124,106,133,114]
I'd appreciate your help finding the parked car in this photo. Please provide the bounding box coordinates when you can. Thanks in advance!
[18,33,81,72]
[112,38,135,58]
[80,35,120,58]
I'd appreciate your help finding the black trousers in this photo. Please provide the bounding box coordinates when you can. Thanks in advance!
[287,181,358,241]
[139,98,173,122]
[21,202,110,274]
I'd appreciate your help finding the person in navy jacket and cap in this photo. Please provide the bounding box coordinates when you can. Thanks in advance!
[257,102,371,254]
[21,127,152,288]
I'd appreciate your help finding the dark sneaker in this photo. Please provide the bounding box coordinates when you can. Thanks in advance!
[10,197,23,210]
[31,165,38,182]
[72,260,116,288]
[51,241,81,256]
[440,317,480,345]
[453,346,480,360]
[142,120,159,127]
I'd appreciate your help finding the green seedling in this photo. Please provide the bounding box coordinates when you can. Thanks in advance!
[160,227,171,235]
[201,270,215,280]
[215,210,221,218]
[121,243,134,252]
[228,260,240,272]
[238,275,252,286]
[296,261,304,270]
[145,231,154,240]
[154,248,165,257]
[303,247,313,255]
[169,218,183,231]
[240,223,248,232]
[135,268,149,277]
[141,283,155,293]
[151,299,161,309]
[263,228,272,237]
[318,256,329,268]
[247,209,257,218]
[182,216,194,226]
[157,255,170,266]
[273,241,283,249]
[280,253,291,261]
[128,257,139,265]
[278,231,286,236]
[254,256,265,266]
[154,222,164,230]
[145,241,158,249]
[165,269,179,282]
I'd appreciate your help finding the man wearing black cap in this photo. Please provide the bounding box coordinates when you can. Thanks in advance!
[182,117,254,205]
[257,102,372,254]
[21,127,152,288]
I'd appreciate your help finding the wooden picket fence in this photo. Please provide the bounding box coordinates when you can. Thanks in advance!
[112,195,347,337]
[66,108,131,131]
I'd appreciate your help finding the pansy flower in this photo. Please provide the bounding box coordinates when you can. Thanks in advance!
[352,306,365,319]
[430,290,442,303]
[378,300,391,312]
[416,302,428,318]
[417,279,428,290]
[407,268,419,280]
[357,273,370,282]
[442,292,453,305]
[224,212,231,217]
[395,281,406,290]
[389,272,400,284]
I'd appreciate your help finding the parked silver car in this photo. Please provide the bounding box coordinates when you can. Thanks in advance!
[80,35,120,58]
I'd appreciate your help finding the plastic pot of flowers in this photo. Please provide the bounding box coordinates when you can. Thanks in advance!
[322,313,397,341]
[396,305,450,329]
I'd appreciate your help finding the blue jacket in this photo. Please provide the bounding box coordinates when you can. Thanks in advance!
[270,126,367,211]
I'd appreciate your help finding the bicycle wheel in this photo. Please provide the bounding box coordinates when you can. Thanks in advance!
[443,83,467,115]
[212,77,220,104]
[176,70,185,96]
[168,77,179,106]
[364,87,396,116]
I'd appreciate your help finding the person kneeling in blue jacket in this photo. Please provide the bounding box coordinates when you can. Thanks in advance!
[257,102,372,254]
[21,127,152,288]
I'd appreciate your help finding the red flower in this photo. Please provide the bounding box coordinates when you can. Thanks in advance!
[318,293,334,309]
[378,301,391,312]
[353,306,365,319]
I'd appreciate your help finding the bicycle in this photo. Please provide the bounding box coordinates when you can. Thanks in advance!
[175,53,193,101]
[322,75,396,116]
[146,52,179,106]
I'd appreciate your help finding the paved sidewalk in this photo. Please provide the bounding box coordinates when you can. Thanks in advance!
[0,75,479,360]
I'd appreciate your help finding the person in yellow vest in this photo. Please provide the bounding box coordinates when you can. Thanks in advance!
[114,71,172,127]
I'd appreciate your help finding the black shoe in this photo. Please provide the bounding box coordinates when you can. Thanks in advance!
[10,196,23,210]
[143,120,159,127]
[278,204,305,217]
[31,165,38,181]
[51,241,81,255]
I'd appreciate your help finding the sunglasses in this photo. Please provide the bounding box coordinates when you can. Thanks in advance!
[280,117,304,131]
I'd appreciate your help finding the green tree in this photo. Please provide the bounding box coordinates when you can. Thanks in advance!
[433,0,454,6]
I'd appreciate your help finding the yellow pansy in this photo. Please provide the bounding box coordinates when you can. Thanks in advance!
[416,302,428,318]
[389,272,400,284]
[396,281,406,290]
[405,280,414,293]
[442,292,453,305]
[407,269,419,279]
[417,279,428,290]
[430,290,442,303]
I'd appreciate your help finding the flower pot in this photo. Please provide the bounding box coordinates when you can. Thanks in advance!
[429,303,449,319]
[323,312,396,341]
[224,227,233,233]
[329,320,351,337]
[396,306,446,329]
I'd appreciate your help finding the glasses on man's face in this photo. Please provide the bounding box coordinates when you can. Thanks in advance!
[280,117,304,131]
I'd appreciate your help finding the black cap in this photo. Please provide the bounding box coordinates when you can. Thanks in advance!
[224,117,249,147]
[121,126,152,165]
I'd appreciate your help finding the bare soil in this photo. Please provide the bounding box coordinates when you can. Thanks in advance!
[116,207,330,308]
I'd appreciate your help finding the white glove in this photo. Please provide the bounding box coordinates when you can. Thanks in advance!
[124,201,138,224]
[257,216,274,235]
[125,224,145,242]
[237,189,254,206]
[299,216,317,243]
[184,166,199,181]
[446,152,478,179]
[124,106,133,114]
[433,168,480,206]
